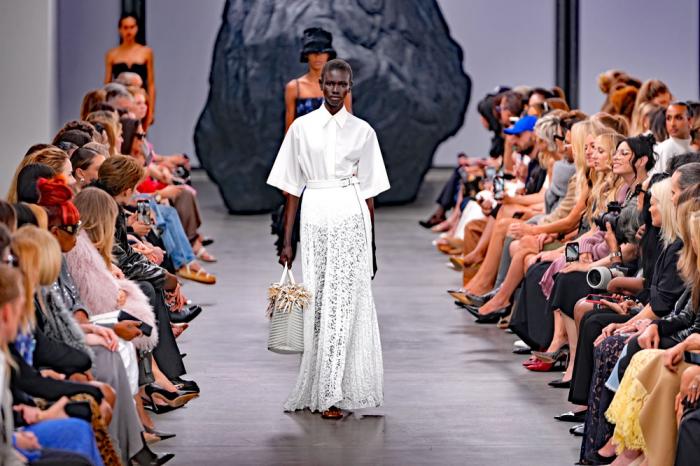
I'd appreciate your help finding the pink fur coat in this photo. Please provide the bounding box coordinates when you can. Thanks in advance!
[65,231,158,351]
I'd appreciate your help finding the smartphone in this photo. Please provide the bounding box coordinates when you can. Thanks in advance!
[586,294,616,305]
[117,310,153,337]
[136,201,151,226]
[684,351,700,365]
[565,242,580,263]
[493,177,505,200]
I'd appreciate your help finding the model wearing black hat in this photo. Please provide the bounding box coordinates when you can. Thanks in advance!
[284,27,350,132]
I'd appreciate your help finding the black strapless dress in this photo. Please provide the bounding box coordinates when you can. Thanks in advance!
[112,62,148,87]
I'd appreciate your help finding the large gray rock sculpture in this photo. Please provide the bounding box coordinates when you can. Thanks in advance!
[195,0,470,213]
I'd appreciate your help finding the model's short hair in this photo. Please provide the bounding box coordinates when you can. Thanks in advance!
[322,59,353,83]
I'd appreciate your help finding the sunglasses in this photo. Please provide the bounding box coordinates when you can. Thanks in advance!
[135,132,147,140]
[58,221,82,235]
[2,253,19,268]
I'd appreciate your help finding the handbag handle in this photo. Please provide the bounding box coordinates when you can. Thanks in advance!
[279,262,297,285]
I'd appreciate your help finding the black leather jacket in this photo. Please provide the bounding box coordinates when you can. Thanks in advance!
[113,209,166,287]
[655,289,700,344]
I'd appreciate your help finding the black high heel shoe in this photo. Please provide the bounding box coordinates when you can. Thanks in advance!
[130,433,175,465]
[532,344,570,363]
[169,305,202,324]
[475,306,510,324]
[144,384,198,413]
[144,425,176,443]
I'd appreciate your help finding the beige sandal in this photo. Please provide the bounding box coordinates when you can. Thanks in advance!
[195,246,217,263]
[177,265,216,284]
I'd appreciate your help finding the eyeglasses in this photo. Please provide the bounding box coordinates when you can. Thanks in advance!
[613,149,633,159]
[135,132,147,140]
[58,221,82,235]
[553,134,566,142]
[2,253,18,268]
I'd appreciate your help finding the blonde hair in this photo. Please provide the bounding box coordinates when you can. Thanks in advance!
[26,204,48,230]
[7,147,69,203]
[571,119,606,197]
[651,178,678,247]
[676,198,700,308]
[593,112,629,136]
[74,188,118,267]
[12,226,61,329]
[630,101,662,136]
[586,131,626,225]
[534,111,565,170]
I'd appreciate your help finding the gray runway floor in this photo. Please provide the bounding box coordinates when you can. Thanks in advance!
[156,170,579,465]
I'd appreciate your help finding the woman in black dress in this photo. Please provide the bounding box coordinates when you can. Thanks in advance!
[104,14,155,129]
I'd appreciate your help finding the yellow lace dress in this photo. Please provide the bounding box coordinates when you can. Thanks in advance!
[605,349,663,454]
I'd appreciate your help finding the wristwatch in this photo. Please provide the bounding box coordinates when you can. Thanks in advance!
[609,250,622,261]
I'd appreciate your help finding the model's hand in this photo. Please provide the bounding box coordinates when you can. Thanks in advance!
[279,245,293,268]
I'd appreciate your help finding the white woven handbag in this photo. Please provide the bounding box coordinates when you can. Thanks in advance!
[266,263,310,354]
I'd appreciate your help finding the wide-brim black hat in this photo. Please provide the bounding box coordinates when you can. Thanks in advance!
[300,27,337,63]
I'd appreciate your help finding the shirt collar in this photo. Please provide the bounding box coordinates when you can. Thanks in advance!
[318,102,348,128]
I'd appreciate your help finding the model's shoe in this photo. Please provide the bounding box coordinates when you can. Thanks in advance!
[321,406,343,419]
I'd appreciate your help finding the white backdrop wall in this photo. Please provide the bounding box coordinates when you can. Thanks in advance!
[0,1,57,194]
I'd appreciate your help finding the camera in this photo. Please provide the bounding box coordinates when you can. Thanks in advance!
[594,201,623,232]
[172,165,191,185]
[586,264,632,289]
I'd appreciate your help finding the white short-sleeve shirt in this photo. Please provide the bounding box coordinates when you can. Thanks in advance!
[267,104,390,199]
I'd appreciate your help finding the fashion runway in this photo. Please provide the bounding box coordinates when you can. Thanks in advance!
[157,170,578,465]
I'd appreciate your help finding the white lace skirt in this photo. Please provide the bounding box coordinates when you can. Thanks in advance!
[283,184,384,412]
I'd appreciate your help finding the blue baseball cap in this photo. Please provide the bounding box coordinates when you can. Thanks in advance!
[503,115,537,135]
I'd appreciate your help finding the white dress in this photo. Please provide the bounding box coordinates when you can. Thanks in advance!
[267,104,390,411]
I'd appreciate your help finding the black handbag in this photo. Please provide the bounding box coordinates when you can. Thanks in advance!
[137,351,155,386]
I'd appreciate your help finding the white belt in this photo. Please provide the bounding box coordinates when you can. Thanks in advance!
[306,177,359,189]
[304,176,374,278]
